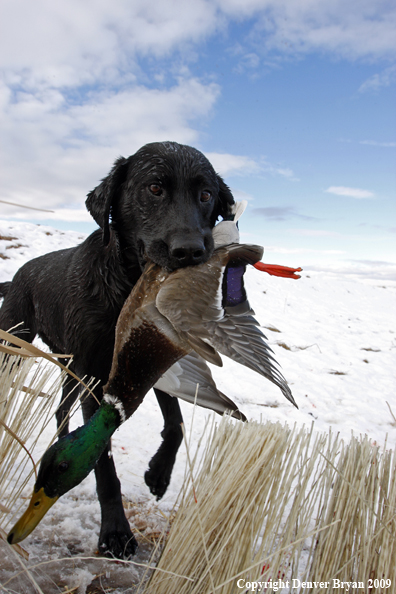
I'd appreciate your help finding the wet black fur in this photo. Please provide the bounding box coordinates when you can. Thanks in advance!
[0,141,234,558]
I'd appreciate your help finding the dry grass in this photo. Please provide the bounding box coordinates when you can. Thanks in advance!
[0,330,95,538]
[1,328,396,593]
[144,417,396,594]
[0,330,166,594]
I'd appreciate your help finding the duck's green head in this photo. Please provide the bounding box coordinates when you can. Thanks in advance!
[7,399,120,545]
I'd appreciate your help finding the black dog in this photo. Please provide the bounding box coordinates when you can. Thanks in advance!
[0,141,234,558]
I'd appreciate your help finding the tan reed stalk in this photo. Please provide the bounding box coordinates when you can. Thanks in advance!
[306,436,396,593]
[0,330,94,535]
[145,418,326,593]
[144,416,396,594]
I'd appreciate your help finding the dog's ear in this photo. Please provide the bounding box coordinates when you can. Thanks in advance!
[86,157,129,245]
[213,175,235,223]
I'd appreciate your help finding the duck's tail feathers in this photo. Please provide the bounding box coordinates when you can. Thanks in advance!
[219,243,264,268]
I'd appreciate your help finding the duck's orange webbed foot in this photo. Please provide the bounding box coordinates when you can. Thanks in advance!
[253,262,302,279]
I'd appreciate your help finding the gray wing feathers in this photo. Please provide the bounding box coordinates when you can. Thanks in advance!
[154,352,246,420]
[200,307,297,408]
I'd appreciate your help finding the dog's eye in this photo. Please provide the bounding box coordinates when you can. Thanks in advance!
[200,190,212,203]
[149,184,163,196]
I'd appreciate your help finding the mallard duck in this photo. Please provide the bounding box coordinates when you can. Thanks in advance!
[8,223,298,545]
[153,200,300,411]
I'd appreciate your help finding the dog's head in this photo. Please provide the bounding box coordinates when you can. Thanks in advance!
[86,141,235,271]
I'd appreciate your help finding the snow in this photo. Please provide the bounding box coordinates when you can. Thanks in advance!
[1,219,395,593]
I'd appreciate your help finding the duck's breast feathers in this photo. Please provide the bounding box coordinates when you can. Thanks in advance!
[113,261,168,354]
[155,252,225,331]
[156,243,264,331]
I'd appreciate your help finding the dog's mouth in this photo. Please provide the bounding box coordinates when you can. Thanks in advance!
[137,239,149,270]
[137,239,172,272]
[138,237,213,272]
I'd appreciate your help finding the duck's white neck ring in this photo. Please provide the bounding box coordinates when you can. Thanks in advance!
[103,393,127,424]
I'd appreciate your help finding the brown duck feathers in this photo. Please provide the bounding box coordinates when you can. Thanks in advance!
[103,242,297,423]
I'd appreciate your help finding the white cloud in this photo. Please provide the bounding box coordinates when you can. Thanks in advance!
[0,78,220,213]
[231,189,255,202]
[358,65,396,93]
[274,167,299,181]
[1,1,394,94]
[215,0,394,62]
[0,0,220,90]
[325,186,375,199]
[260,160,299,182]
[264,0,396,61]
[202,153,299,180]
[204,152,260,177]
[0,0,394,222]
[360,140,396,148]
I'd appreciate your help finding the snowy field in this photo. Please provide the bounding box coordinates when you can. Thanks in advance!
[1,220,395,593]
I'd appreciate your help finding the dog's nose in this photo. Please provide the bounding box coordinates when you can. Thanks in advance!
[170,237,206,267]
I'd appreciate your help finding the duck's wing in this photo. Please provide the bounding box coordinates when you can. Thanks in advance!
[207,301,297,408]
[157,244,297,409]
[154,351,246,421]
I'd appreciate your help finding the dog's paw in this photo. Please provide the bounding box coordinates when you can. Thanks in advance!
[145,428,181,500]
[98,521,138,559]
[98,530,138,559]
[144,463,172,500]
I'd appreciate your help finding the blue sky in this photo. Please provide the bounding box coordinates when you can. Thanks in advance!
[1,0,395,278]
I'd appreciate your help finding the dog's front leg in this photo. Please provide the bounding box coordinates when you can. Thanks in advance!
[145,388,184,500]
[56,375,81,439]
[94,443,138,558]
[82,392,137,559]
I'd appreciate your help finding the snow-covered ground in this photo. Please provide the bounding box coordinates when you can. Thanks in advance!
[1,219,395,593]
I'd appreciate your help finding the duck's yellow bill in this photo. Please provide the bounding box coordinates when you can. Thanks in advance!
[7,487,58,545]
